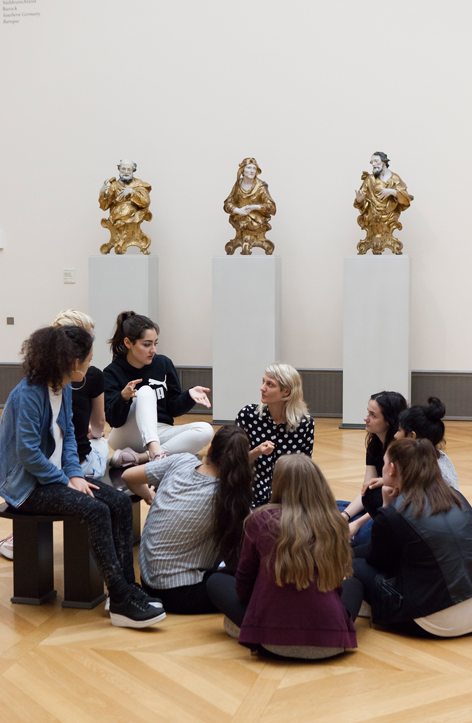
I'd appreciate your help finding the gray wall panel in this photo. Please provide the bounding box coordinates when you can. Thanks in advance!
[1,364,471,420]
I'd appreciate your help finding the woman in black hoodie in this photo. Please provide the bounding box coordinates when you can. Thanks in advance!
[104,311,213,466]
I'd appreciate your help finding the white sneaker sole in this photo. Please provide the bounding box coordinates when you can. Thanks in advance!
[0,546,13,561]
[110,610,166,629]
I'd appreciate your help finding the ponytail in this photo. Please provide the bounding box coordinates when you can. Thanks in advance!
[208,425,253,570]
[109,311,159,358]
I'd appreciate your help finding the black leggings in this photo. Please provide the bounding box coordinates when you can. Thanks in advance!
[18,481,135,599]
[206,574,364,629]
[141,569,220,614]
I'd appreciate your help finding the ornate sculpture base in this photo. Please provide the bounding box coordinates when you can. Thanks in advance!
[100,215,152,255]
[225,233,274,256]
[357,232,403,256]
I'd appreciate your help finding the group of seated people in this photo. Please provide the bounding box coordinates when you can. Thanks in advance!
[0,310,471,655]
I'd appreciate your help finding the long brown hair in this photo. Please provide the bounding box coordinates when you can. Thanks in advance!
[263,455,352,592]
[387,438,462,518]
[208,425,253,570]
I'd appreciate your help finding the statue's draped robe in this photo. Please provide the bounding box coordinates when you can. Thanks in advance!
[99,177,152,227]
[224,178,276,239]
[354,171,412,234]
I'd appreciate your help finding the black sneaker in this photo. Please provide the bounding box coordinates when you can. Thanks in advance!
[132,582,163,607]
[104,584,163,613]
[109,589,166,629]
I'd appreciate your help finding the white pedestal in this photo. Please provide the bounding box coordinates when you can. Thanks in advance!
[88,255,159,371]
[213,256,281,423]
[342,255,410,427]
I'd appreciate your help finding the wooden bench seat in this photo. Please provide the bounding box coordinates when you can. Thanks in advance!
[0,464,142,608]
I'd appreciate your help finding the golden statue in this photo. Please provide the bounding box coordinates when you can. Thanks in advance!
[354,152,414,255]
[224,158,276,255]
[99,159,152,255]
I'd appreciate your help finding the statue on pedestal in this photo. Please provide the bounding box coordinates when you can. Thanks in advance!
[354,152,413,255]
[224,158,276,255]
[99,159,152,255]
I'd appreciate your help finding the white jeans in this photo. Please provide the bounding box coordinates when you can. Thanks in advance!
[108,385,213,455]
[80,437,109,479]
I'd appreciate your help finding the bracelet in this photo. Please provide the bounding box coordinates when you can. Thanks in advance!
[342,510,351,522]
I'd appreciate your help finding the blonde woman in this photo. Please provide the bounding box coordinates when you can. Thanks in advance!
[236,363,314,506]
[52,310,108,479]
[207,455,362,659]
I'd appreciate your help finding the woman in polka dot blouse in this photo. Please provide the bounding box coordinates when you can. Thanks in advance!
[236,363,315,506]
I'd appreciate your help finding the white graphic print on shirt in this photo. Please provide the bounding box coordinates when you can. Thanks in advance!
[148,376,167,400]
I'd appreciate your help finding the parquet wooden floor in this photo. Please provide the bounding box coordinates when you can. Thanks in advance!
[0,415,471,723]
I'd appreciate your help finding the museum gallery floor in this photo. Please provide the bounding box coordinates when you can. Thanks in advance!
[0,415,471,723]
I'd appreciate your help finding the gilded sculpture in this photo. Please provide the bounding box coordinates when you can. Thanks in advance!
[99,159,152,255]
[354,152,414,255]
[224,158,276,255]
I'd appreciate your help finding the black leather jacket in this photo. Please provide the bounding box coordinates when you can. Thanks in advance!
[366,492,472,624]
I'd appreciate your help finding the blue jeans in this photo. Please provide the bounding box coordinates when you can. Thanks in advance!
[337,500,373,547]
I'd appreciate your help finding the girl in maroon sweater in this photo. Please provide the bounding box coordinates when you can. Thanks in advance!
[207,454,362,659]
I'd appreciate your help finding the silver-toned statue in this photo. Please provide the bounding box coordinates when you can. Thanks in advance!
[99,159,152,255]
[354,152,414,255]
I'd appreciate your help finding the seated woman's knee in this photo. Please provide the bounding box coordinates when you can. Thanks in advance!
[196,422,214,445]
[136,385,155,401]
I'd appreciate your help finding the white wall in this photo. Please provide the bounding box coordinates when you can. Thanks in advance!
[1,0,471,371]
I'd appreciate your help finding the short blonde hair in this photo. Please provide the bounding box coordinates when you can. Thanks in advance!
[52,309,94,333]
[259,362,309,431]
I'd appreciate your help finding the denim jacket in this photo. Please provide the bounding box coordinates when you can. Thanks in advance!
[0,379,84,507]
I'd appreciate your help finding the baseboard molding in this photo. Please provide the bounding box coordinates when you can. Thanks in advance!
[1,364,471,419]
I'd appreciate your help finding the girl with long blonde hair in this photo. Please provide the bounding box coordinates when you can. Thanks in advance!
[236,363,314,506]
[207,454,362,659]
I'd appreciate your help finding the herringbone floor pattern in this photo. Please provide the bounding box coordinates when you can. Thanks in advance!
[0,416,470,723]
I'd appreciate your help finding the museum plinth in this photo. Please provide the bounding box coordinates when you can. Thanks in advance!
[88,255,159,371]
[342,255,410,427]
[212,255,281,423]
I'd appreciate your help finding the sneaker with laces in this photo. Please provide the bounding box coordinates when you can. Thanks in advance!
[105,584,163,612]
[0,533,13,560]
[109,590,166,629]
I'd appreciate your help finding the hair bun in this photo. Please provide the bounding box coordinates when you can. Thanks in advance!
[426,397,445,422]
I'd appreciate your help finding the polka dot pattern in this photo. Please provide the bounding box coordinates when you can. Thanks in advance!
[236,404,315,507]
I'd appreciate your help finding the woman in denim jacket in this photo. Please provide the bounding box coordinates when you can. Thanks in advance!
[0,325,165,629]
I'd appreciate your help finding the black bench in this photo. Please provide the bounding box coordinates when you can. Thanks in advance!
[0,464,142,609]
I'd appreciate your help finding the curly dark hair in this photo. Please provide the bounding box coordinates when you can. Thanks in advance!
[22,326,93,392]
